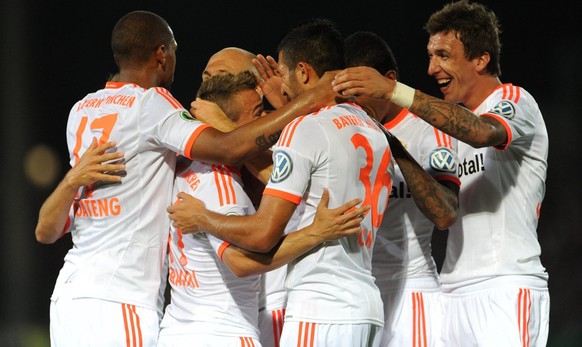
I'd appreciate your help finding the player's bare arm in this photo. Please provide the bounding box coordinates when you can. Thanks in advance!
[35,139,124,244]
[189,98,274,185]
[412,92,507,148]
[384,128,459,230]
[221,189,368,277]
[332,66,508,148]
[189,71,343,167]
[168,192,297,252]
[167,187,366,253]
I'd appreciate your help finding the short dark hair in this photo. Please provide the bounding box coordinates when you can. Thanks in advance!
[277,17,344,77]
[344,31,399,76]
[111,11,174,67]
[425,0,502,76]
[196,71,258,122]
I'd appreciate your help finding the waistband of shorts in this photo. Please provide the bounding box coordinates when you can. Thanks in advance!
[259,292,288,311]
[375,276,441,291]
[441,275,548,294]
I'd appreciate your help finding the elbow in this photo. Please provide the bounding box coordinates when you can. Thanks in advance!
[229,264,259,278]
[35,227,58,244]
[35,217,65,244]
[469,123,507,148]
[250,238,279,254]
[433,216,455,231]
[433,209,459,230]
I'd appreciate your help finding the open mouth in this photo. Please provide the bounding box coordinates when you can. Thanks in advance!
[437,78,451,89]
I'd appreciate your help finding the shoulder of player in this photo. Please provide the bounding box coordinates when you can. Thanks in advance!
[143,86,185,110]
[489,83,539,106]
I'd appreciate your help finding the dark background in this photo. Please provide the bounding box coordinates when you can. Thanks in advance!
[2,0,581,346]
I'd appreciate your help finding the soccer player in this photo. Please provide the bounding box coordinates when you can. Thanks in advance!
[332,2,550,346]
[158,71,365,346]
[168,18,393,347]
[35,10,342,346]
[193,48,291,347]
[344,30,460,347]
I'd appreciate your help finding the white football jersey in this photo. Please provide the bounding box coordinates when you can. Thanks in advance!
[264,102,393,325]
[160,161,260,338]
[441,83,549,288]
[373,109,459,281]
[53,82,209,310]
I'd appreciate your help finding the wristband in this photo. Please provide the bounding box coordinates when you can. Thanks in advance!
[390,81,415,109]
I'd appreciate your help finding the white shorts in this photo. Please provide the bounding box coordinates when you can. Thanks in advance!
[259,306,286,347]
[441,277,549,347]
[279,321,382,347]
[157,332,261,347]
[377,278,443,347]
[50,296,159,347]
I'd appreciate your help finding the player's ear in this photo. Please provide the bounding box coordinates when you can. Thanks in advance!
[474,52,490,73]
[297,62,310,84]
[384,70,398,81]
[155,45,167,66]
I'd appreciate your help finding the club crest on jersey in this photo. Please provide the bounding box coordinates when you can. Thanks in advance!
[270,150,293,183]
[429,148,457,173]
[489,100,515,120]
[180,111,195,121]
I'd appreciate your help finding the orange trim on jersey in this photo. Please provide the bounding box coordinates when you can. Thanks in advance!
[217,241,230,260]
[434,174,461,187]
[271,308,286,347]
[499,83,521,103]
[212,164,237,206]
[105,81,140,90]
[153,87,183,109]
[121,303,143,347]
[433,127,454,150]
[278,116,307,148]
[518,288,532,347]
[480,113,512,150]
[183,124,211,160]
[263,188,301,205]
[384,108,409,130]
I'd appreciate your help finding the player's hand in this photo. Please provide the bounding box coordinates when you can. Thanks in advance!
[190,98,237,132]
[332,66,395,100]
[66,138,124,190]
[309,70,353,107]
[167,192,207,233]
[252,54,290,109]
[307,188,369,243]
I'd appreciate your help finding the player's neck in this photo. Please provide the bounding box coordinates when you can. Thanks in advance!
[117,68,159,90]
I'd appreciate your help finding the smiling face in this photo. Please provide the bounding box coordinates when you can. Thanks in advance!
[427,31,481,106]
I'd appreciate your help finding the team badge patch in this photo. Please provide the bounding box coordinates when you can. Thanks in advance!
[270,150,293,183]
[180,111,195,121]
[489,100,516,120]
[429,148,457,173]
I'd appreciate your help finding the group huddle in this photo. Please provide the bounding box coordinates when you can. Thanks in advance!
[36,1,549,346]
